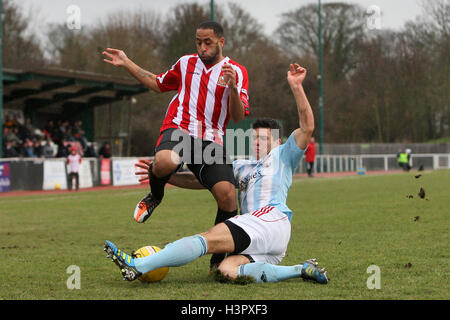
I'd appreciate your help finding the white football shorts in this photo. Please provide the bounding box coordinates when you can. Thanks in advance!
[227,205,291,265]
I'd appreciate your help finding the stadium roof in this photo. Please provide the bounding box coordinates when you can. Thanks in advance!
[3,67,148,111]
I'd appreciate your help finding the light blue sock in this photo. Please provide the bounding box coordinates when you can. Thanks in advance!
[134,235,207,274]
[238,262,303,283]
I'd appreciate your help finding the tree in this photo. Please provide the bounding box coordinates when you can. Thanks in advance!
[275,2,367,143]
[160,3,210,67]
[46,10,168,156]
[219,3,265,57]
[2,0,45,69]
[275,2,366,81]
[395,0,449,141]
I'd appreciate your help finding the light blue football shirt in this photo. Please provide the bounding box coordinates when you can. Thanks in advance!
[232,132,306,221]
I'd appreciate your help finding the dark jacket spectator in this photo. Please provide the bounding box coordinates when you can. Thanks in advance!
[84,142,98,158]
[99,142,112,158]
[3,141,20,158]
[56,142,70,158]
[34,139,43,157]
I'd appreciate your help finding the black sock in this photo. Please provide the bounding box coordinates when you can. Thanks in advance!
[149,163,171,201]
[210,208,238,269]
[214,208,237,225]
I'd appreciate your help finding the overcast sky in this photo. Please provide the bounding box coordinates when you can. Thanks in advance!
[17,0,426,36]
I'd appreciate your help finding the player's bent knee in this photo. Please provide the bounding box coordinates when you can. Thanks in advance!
[201,223,235,254]
[153,150,181,177]
[213,182,237,210]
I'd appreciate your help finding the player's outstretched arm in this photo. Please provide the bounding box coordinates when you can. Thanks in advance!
[102,48,161,93]
[135,159,205,190]
[287,63,315,150]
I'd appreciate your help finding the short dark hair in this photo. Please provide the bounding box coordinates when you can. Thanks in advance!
[252,118,282,138]
[197,21,224,38]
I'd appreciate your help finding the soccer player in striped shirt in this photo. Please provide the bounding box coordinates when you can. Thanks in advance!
[104,63,328,284]
[103,21,249,269]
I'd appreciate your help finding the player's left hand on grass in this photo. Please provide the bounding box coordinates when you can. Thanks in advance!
[134,159,152,183]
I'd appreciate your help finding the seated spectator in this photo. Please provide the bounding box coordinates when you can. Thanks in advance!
[3,114,18,129]
[56,142,70,158]
[24,118,36,139]
[42,139,55,158]
[33,137,44,158]
[84,142,98,158]
[43,120,55,140]
[23,138,36,158]
[4,126,22,145]
[99,142,112,159]
[63,126,76,142]
[13,126,26,144]
[72,120,82,137]
[3,140,20,158]
[14,116,28,142]
[52,120,64,144]
[73,120,88,150]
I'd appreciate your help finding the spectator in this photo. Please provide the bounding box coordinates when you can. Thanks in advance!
[63,126,76,141]
[99,142,112,159]
[23,138,36,158]
[33,138,43,158]
[305,137,316,177]
[67,147,82,191]
[84,142,98,158]
[4,126,22,145]
[3,115,15,129]
[73,120,88,150]
[43,120,55,140]
[397,149,411,172]
[13,126,26,144]
[24,118,36,139]
[42,139,55,158]
[3,140,20,158]
[58,120,67,134]
[72,120,82,137]
[52,120,64,144]
[56,142,70,158]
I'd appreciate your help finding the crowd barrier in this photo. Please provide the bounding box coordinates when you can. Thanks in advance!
[0,157,152,193]
[0,153,448,193]
[296,153,450,174]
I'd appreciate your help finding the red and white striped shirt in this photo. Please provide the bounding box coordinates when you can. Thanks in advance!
[156,54,249,144]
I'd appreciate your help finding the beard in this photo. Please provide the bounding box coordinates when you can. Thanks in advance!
[199,44,221,65]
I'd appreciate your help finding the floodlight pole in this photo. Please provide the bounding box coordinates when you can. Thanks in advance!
[210,0,214,21]
[0,0,3,158]
[318,0,324,155]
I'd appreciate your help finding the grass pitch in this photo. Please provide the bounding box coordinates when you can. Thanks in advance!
[0,170,449,300]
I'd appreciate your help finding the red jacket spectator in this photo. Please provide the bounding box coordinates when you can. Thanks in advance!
[305,138,316,163]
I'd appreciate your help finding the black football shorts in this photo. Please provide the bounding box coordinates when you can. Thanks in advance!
[155,128,236,190]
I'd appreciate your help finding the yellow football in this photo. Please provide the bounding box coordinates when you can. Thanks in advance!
[133,246,169,283]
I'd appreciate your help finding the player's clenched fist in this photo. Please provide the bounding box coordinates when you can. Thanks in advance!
[102,48,128,67]
[221,63,237,89]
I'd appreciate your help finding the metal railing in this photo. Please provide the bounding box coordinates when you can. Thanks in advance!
[297,153,450,173]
